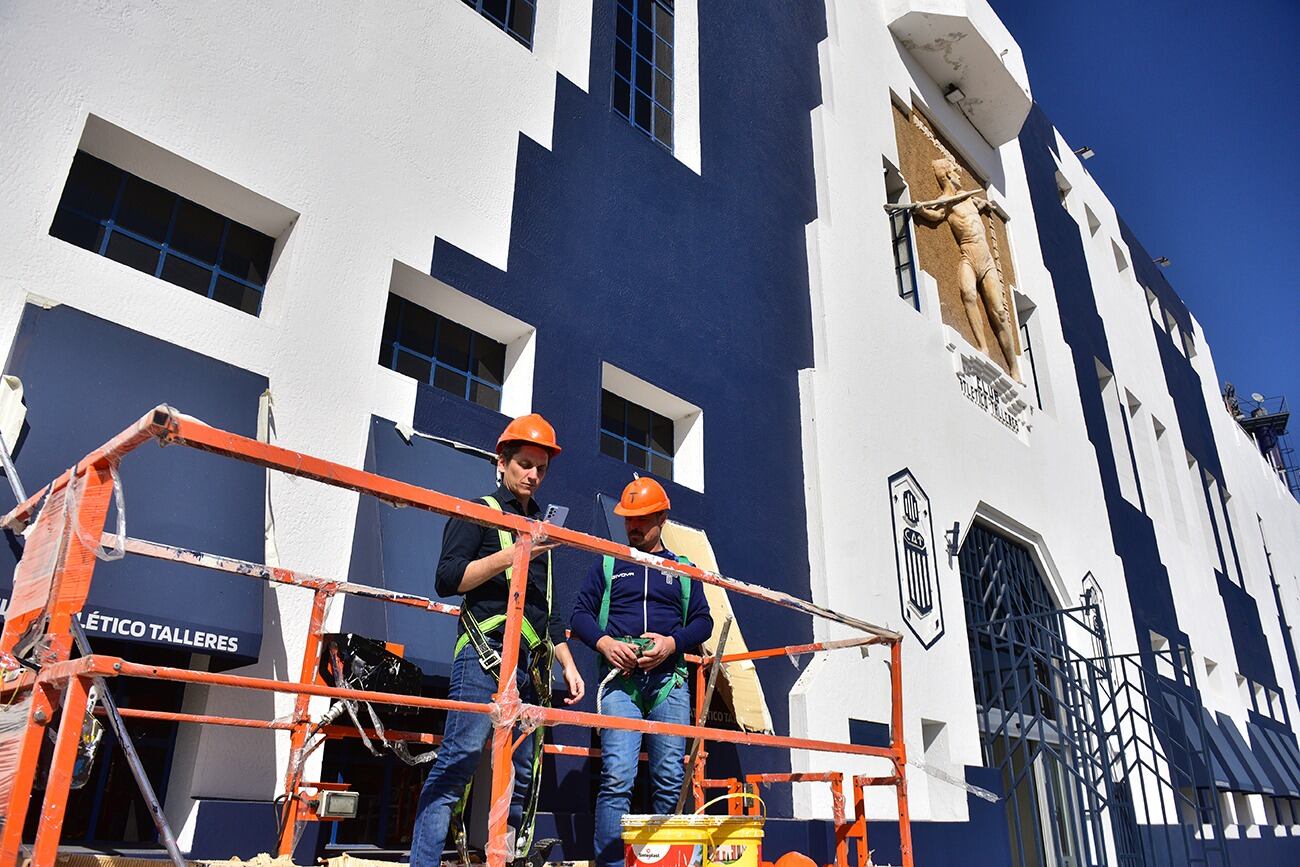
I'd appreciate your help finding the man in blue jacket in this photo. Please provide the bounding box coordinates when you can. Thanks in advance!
[571,477,713,867]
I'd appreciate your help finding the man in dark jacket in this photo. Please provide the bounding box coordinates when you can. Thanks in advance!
[571,477,713,867]
[410,414,584,866]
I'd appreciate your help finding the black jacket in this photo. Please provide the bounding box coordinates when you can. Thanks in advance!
[434,484,565,646]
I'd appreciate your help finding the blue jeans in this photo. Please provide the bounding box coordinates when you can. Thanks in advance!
[595,673,691,867]
[409,640,537,866]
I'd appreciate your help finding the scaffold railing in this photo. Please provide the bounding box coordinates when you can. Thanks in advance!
[0,406,912,867]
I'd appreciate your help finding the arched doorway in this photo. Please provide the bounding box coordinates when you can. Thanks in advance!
[958,523,1229,867]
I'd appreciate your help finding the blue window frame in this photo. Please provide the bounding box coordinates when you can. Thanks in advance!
[612,0,674,149]
[461,0,536,48]
[891,209,919,309]
[49,151,273,316]
[600,389,674,478]
[379,295,507,411]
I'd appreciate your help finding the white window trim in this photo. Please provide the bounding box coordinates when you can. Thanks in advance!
[387,261,536,418]
[601,361,704,492]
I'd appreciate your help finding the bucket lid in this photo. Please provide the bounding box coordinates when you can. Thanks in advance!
[621,813,765,829]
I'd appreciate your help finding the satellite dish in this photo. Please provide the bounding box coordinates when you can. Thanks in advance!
[1251,393,1266,403]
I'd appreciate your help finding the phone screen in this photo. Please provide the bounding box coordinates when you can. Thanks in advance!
[542,504,569,528]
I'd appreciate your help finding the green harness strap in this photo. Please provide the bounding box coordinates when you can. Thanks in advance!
[453,495,552,657]
[450,495,553,862]
[598,553,692,715]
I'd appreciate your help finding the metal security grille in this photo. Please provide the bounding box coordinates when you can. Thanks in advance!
[959,524,1229,867]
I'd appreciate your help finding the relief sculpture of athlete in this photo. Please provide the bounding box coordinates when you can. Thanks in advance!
[912,157,1022,382]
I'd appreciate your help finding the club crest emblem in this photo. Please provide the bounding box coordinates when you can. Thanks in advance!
[888,470,944,648]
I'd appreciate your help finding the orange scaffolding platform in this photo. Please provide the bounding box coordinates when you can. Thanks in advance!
[0,406,914,867]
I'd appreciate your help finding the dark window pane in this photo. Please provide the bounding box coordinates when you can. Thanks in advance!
[436,318,472,370]
[627,443,650,470]
[381,296,402,348]
[475,338,506,386]
[600,432,624,461]
[655,37,672,71]
[654,106,673,146]
[509,0,534,40]
[213,276,262,314]
[650,452,673,480]
[433,365,469,400]
[220,222,273,286]
[601,391,625,436]
[654,70,673,110]
[481,0,507,24]
[636,55,652,88]
[395,350,432,383]
[634,91,652,130]
[651,415,674,455]
[49,210,105,253]
[626,403,651,446]
[636,24,653,58]
[613,75,632,116]
[897,269,915,298]
[615,39,632,79]
[636,0,652,25]
[654,2,672,41]
[169,200,224,264]
[115,176,174,240]
[399,303,438,356]
[105,231,161,274]
[160,255,215,296]
[62,152,121,218]
[470,379,502,411]
[616,6,633,44]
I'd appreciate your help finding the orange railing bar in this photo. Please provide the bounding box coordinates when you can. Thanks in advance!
[0,406,913,867]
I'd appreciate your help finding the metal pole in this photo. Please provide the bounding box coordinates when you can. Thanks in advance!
[890,640,914,867]
[29,673,91,867]
[485,534,533,867]
[675,617,732,814]
[70,620,186,867]
[278,587,333,857]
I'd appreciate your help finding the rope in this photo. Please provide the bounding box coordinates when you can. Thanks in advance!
[595,666,621,716]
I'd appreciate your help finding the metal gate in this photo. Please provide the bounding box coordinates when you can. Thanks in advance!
[959,524,1229,867]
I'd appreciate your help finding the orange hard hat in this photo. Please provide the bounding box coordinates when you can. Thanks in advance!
[774,853,817,867]
[496,413,561,455]
[614,476,671,516]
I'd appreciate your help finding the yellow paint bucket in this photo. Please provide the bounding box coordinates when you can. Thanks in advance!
[623,794,765,867]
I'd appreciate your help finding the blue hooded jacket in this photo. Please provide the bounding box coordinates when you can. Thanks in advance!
[570,546,713,673]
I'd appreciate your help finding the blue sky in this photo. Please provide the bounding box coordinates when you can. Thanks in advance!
[990,0,1299,411]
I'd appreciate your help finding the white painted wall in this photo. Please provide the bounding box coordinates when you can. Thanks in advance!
[1,0,1297,849]
[0,0,593,847]
[795,0,1300,839]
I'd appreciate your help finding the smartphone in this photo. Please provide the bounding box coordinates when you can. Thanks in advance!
[542,504,569,528]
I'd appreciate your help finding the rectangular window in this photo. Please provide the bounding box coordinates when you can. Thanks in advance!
[891,210,919,309]
[1019,315,1042,409]
[1097,360,1142,509]
[379,295,507,412]
[50,151,272,315]
[612,0,674,150]
[600,389,674,479]
[461,0,536,48]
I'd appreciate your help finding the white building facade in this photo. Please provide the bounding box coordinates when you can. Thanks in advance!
[1,2,1297,865]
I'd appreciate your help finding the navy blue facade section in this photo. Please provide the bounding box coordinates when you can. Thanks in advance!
[341,416,498,678]
[1122,195,1276,690]
[1018,107,1184,645]
[0,303,266,660]
[397,0,826,815]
